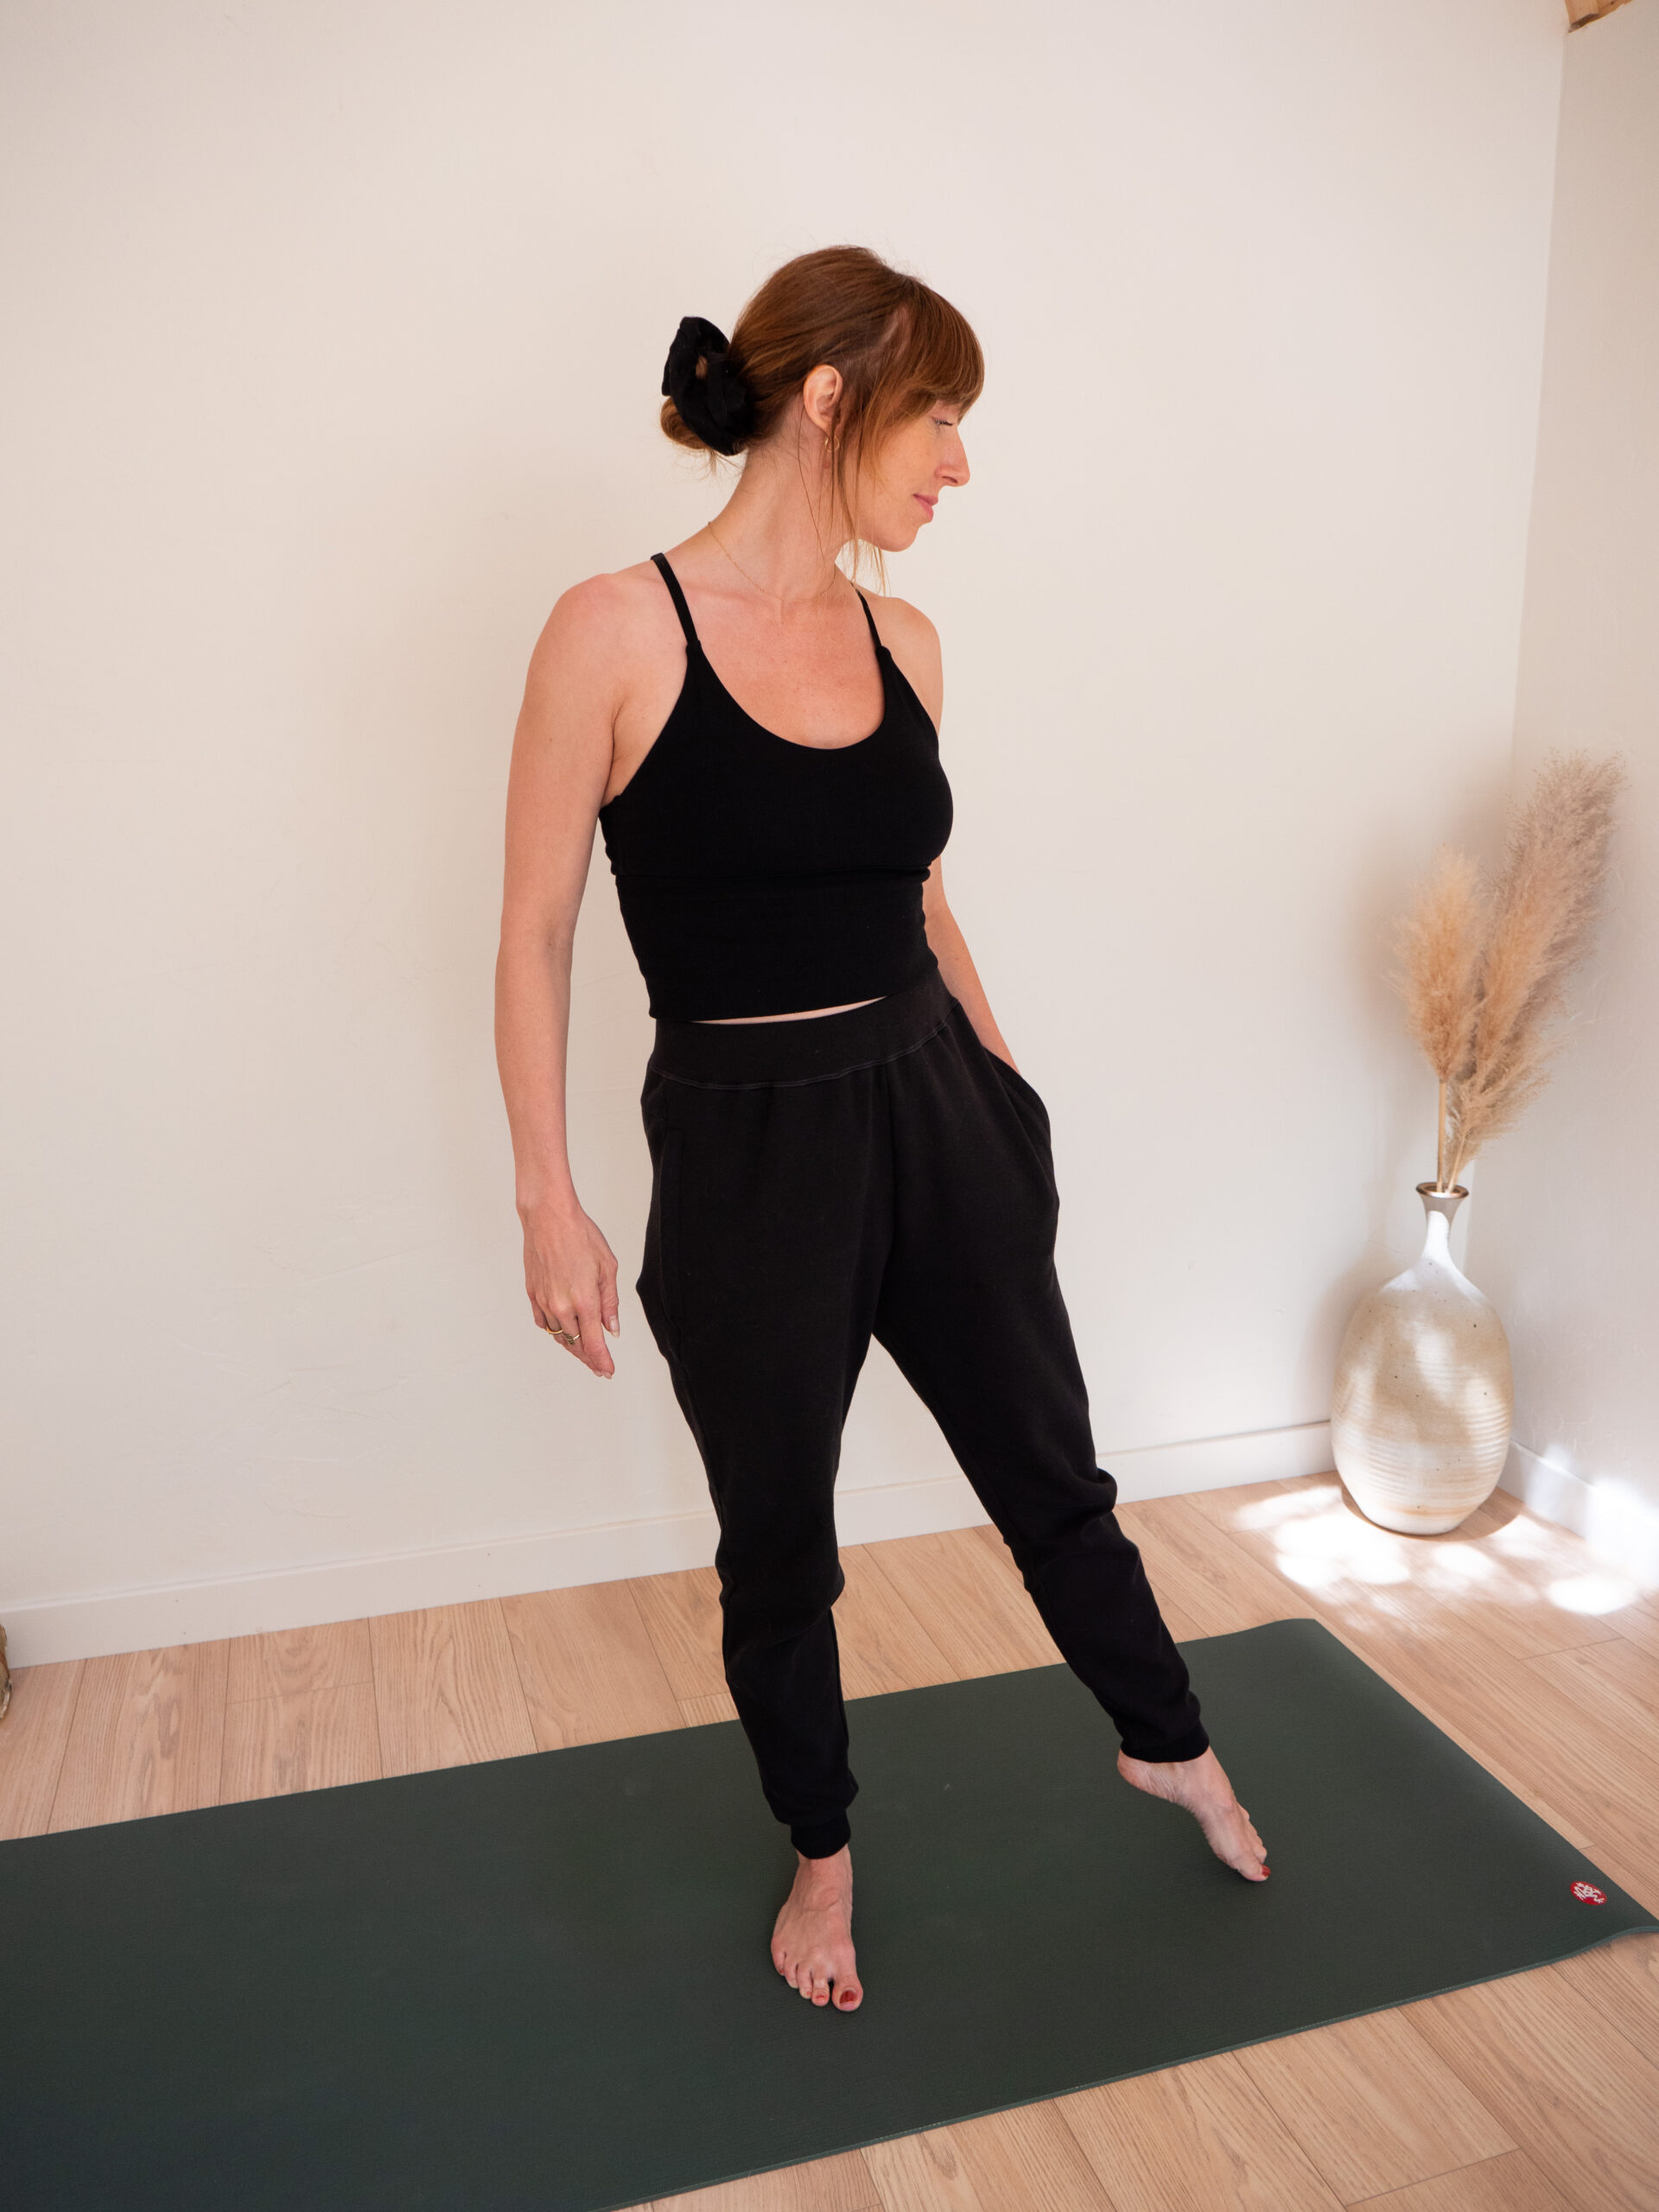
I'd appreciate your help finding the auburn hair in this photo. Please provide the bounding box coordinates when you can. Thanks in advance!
[660,245,983,583]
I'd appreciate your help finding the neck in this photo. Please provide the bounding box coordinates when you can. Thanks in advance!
[706,439,853,610]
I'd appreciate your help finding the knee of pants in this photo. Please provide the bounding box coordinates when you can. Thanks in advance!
[1002,1497,1138,1587]
[714,1531,845,1653]
[987,1460,1120,1553]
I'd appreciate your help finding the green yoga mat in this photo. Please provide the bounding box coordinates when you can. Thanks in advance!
[3,1617,1651,2212]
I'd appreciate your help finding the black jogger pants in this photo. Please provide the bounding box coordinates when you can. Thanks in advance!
[635,961,1208,1859]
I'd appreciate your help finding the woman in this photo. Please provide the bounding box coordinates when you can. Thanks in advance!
[494,245,1268,2018]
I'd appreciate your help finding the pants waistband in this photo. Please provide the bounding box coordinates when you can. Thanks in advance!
[647,962,954,1087]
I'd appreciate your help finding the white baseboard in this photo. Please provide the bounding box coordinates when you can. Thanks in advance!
[2,1420,1335,1669]
[1498,1440,1659,1592]
[1103,1419,1336,1503]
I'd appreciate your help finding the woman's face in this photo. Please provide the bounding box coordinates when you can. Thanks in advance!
[853,402,971,552]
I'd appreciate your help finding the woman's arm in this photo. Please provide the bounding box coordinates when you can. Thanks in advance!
[494,576,630,1377]
[921,862,1018,1070]
[875,592,1020,1071]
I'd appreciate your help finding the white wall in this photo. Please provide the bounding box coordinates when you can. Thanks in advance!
[1471,0,1659,1582]
[1,0,1570,1662]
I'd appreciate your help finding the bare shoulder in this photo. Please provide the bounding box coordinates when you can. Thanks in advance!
[861,588,945,730]
[862,588,939,656]
[525,558,676,701]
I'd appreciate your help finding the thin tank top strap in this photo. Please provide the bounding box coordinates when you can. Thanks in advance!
[652,552,699,648]
[855,588,883,651]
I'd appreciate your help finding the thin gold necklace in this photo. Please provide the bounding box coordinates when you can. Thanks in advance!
[705,522,842,608]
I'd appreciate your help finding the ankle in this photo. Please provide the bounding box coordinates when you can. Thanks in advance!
[794,1844,851,1890]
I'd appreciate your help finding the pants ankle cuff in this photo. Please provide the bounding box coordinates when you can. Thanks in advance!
[791,1812,851,1858]
[1121,1720,1210,1764]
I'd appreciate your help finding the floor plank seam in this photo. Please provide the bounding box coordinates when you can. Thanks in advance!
[41,1657,91,1837]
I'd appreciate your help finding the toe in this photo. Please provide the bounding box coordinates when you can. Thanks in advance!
[835,1980,862,2011]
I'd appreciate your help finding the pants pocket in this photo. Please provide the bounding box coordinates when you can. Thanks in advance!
[985,1044,1053,1150]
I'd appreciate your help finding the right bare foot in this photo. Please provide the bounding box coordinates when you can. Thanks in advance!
[1116,1745,1270,1881]
[770,1846,863,2010]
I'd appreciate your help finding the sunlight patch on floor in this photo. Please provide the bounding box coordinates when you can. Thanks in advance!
[1211,1476,1650,1622]
[1268,1503,1414,1591]
[1487,1516,1559,1562]
[1223,1482,1344,1535]
[1546,1572,1647,1616]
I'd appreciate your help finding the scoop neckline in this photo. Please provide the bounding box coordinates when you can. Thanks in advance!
[693,637,892,755]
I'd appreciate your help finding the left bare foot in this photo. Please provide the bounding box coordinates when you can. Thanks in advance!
[770,1845,862,2009]
[1116,1745,1270,1881]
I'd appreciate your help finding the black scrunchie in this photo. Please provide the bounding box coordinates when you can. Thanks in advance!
[661,315,754,455]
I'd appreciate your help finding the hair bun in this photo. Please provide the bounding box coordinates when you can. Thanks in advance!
[661,315,754,455]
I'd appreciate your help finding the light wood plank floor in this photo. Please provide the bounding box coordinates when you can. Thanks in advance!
[3,1473,1657,2211]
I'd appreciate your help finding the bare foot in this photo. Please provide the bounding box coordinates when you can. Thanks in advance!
[771,1845,863,2010]
[1116,1745,1270,1881]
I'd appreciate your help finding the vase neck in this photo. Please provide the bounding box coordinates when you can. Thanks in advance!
[1416,1181,1466,1226]
[1415,1180,1465,1265]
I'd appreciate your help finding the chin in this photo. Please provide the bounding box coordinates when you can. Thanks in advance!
[879,520,923,554]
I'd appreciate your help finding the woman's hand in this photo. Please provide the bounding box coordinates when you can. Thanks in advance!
[520,1198,621,1378]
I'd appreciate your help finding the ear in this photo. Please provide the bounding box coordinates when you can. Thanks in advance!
[800,363,844,435]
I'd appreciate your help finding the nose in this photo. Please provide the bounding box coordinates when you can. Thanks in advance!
[940,433,969,489]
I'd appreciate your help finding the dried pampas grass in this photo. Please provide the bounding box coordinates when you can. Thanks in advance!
[1390,845,1486,1190]
[1390,747,1627,1192]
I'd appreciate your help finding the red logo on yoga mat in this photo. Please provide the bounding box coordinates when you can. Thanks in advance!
[1571,1881,1606,1904]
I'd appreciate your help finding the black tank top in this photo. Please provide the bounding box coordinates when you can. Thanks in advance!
[597,552,954,1020]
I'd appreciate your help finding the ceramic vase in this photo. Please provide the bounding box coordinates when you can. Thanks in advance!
[1331,1182,1514,1536]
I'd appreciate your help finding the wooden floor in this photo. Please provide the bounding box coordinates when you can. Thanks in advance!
[3,1473,1658,2209]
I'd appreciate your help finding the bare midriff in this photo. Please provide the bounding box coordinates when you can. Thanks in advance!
[692,998,884,1025]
